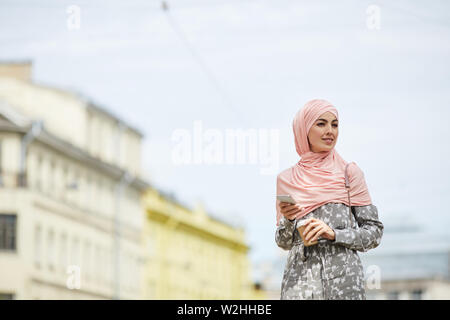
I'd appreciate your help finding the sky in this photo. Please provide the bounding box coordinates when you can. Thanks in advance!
[1,0,450,279]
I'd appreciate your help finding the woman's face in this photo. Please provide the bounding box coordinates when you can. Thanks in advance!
[307,111,339,152]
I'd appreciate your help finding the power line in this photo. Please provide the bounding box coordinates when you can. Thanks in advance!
[161,1,252,127]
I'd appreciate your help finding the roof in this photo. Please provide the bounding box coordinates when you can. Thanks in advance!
[0,100,150,191]
[30,80,145,138]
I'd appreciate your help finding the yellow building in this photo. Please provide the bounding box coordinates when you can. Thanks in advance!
[0,61,266,300]
[0,61,149,299]
[143,188,259,300]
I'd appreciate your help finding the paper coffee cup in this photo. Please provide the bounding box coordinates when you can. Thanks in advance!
[297,219,318,246]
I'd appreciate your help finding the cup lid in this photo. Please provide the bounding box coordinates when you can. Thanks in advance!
[297,219,310,227]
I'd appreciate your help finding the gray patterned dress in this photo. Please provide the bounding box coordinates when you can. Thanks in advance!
[275,202,384,300]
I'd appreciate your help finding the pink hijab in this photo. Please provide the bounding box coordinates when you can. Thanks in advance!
[275,99,372,226]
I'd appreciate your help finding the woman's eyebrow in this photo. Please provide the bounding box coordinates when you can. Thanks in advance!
[316,118,338,122]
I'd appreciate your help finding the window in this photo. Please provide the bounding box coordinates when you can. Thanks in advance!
[34,225,42,267]
[411,289,423,300]
[0,214,17,251]
[86,177,92,210]
[41,157,48,194]
[26,153,35,189]
[47,229,55,270]
[0,293,14,300]
[98,179,103,214]
[82,240,91,282]
[36,155,42,191]
[53,162,61,199]
[71,237,80,268]
[62,165,68,201]
[91,178,98,212]
[73,170,80,205]
[59,233,68,274]
[387,290,399,300]
[94,245,101,284]
[0,139,3,187]
[98,247,105,285]
[106,249,112,286]
[49,160,55,193]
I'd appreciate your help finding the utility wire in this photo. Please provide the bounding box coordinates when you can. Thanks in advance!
[161,1,252,127]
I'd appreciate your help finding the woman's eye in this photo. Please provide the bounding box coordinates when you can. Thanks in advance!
[317,123,338,127]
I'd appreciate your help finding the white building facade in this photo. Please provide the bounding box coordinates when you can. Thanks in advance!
[0,61,149,299]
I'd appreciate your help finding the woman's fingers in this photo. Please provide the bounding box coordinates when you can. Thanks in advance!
[284,206,300,215]
[304,222,324,240]
[280,203,297,210]
[286,209,300,219]
[279,202,302,208]
[279,203,293,212]
[307,227,326,242]
[280,203,304,218]
[300,218,332,241]
[302,220,319,235]
[305,226,323,241]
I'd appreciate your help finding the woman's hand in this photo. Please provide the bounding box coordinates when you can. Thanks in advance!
[302,218,335,241]
[279,202,305,220]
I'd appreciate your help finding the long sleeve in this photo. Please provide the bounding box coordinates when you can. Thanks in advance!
[275,215,297,251]
[332,204,384,252]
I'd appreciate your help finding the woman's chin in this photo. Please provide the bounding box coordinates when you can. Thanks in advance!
[311,143,335,153]
[318,146,334,152]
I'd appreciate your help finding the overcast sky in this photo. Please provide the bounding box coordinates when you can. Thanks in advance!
[1,0,450,273]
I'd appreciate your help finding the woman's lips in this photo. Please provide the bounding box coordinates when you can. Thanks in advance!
[322,138,333,144]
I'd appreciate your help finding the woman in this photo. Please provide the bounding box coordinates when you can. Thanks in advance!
[275,98,384,300]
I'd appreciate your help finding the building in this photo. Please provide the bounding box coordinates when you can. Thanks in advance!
[366,276,450,300]
[361,226,450,300]
[0,60,261,300]
[0,61,149,299]
[252,253,285,300]
[266,218,450,300]
[143,188,258,299]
